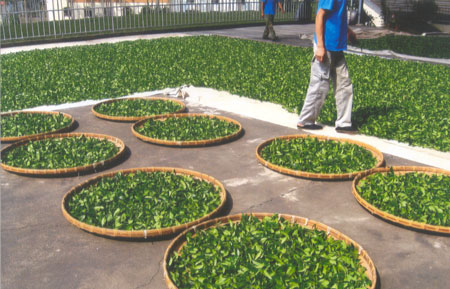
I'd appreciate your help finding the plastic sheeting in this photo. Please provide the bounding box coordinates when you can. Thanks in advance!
[347,45,450,65]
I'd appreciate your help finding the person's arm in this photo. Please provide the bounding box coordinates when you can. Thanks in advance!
[315,8,327,62]
[261,1,265,18]
[347,27,357,45]
[278,1,285,13]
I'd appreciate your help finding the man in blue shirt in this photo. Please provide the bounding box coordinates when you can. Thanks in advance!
[297,0,358,133]
[261,0,285,41]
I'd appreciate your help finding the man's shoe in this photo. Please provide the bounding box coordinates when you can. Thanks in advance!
[272,36,279,42]
[297,123,323,130]
[262,36,269,40]
[336,126,358,134]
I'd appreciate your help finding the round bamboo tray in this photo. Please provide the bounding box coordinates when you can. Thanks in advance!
[0,111,75,143]
[62,167,227,239]
[91,97,186,122]
[352,166,450,234]
[163,213,377,289]
[0,132,125,176]
[256,134,384,180]
[132,113,243,147]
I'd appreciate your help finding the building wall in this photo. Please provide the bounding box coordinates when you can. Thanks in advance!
[68,0,257,19]
[73,0,170,3]
[3,0,260,22]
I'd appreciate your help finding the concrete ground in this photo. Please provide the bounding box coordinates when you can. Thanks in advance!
[2,103,450,289]
[431,23,450,34]
[0,23,403,54]
[2,25,450,289]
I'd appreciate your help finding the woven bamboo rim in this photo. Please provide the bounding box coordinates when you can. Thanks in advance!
[91,97,186,122]
[352,166,450,234]
[163,213,377,289]
[0,132,125,176]
[61,167,227,239]
[132,113,243,147]
[256,134,384,180]
[0,111,75,143]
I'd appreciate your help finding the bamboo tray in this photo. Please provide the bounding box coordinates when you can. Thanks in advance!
[62,167,227,239]
[132,113,243,147]
[163,213,377,289]
[0,111,75,143]
[352,166,450,234]
[0,132,125,176]
[256,134,384,180]
[91,97,186,122]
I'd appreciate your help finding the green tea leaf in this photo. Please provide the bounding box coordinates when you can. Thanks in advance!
[358,171,450,226]
[67,171,222,230]
[260,137,377,174]
[168,214,372,289]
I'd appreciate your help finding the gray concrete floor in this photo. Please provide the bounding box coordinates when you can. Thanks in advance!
[2,102,449,289]
[184,23,317,47]
[2,25,450,289]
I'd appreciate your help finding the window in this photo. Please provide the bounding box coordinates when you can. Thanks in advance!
[84,8,94,18]
[123,7,133,15]
[64,7,72,17]
[104,7,113,16]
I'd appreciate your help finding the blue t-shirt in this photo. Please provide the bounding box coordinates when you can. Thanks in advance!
[261,0,279,15]
[314,0,348,51]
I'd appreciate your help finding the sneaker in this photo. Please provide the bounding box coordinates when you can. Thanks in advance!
[297,123,323,130]
[336,126,358,134]
[272,36,280,42]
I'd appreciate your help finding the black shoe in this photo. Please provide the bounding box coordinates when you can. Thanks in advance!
[262,36,269,40]
[272,36,279,42]
[336,126,358,134]
[297,123,323,130]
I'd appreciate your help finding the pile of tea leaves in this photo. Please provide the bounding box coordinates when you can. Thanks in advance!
[260,137,377,174]
[168,214,372,289]
[93,98,183,117]
[135,115,240,141]
[1,112,72,138]
[1,136,119,169]
[357,169,450,226]
[67,170,222,230]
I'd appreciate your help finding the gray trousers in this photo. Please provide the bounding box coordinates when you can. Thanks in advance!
[263,15,276,40]
[298,47,353,128]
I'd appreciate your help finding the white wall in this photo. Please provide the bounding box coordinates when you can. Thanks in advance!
[46,0,69,21]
